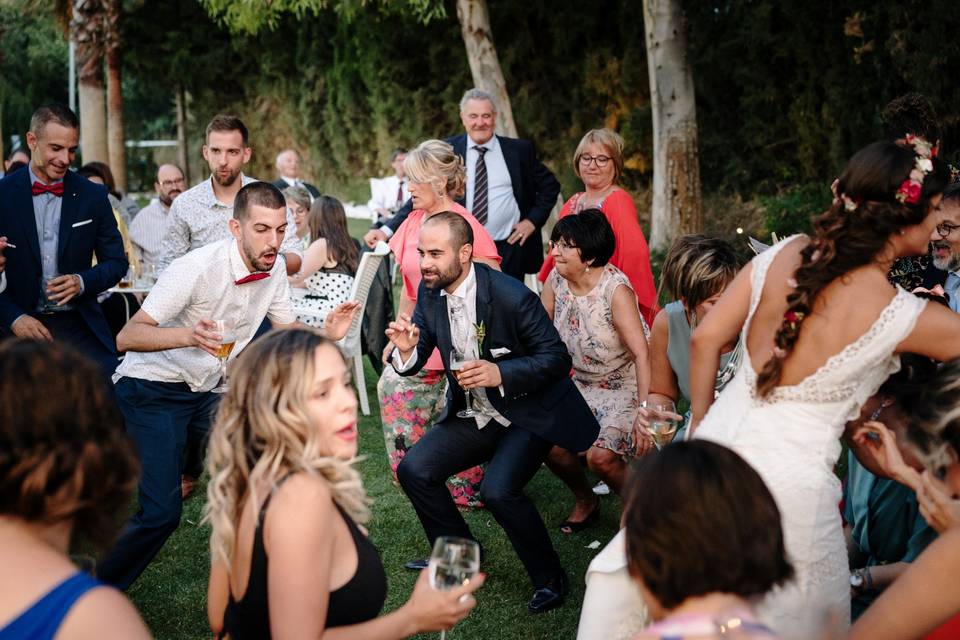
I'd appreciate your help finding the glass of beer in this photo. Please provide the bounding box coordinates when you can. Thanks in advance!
[211,319,237,394]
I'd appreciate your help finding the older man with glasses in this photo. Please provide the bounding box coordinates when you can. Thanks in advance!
[917,182,960,311]
[129,164,186,270]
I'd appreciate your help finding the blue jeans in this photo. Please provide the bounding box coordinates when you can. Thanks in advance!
[97,377,219,590]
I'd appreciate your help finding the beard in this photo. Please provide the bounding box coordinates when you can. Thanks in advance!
[932,241,960,272]
[213,166,241,187]
[242,239,278,272]
[422,260,463,290]
[159,190,181,207]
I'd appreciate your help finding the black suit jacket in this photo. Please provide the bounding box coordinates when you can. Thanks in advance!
[271,178,320,199]
[382,135,560,273]
[0,169,128,350]
[397,263,599,452]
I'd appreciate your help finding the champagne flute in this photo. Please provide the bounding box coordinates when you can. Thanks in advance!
[211,319,237,394]
[429,536,480,640]
[450,347,480,419]
[645,401,681,450]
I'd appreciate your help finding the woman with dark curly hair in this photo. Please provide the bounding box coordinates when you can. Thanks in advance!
[0,340,149,639]
[688,137,960,638]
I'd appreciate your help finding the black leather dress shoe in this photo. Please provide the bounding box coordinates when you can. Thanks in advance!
[528,571,568,613]
[404,557,430,571]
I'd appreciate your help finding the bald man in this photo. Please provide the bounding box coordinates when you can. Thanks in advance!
[271,149,320,198]
[129,164,185,269]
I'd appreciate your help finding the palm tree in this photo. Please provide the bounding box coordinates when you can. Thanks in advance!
[104,0,127,191]
[71,0,108,163]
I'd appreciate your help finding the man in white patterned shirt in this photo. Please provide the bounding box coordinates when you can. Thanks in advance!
[98,182,357,589]
[156,115,303,275]
[129,163,184,269]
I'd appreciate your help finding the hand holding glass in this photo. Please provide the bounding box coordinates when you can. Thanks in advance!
[450,348,480,418]
[429,536,480,640]
[645,401,682,450]
[211,319,237,394]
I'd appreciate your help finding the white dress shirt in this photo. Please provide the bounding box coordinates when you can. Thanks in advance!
[157,174,301,273]
[465,135,521,241]
[394,264,508,427]
[368,174,410,212]
[128,198,172,269]
[114,238,296,392]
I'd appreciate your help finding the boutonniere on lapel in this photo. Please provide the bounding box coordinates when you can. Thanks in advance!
[473,321,486,357]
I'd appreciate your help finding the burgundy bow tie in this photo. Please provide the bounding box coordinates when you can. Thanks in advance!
[32,181,65,197]
[235,272,271,285]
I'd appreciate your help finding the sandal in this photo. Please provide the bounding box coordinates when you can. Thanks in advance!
[559,499,601,534]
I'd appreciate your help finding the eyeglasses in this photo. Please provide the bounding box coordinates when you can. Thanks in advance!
[578,154,612,168]
[549,239,578,252]
[936,222,960,238]
[159,178,186,188]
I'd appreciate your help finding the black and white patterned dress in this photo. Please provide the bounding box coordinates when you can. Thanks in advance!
[291,262,354,328]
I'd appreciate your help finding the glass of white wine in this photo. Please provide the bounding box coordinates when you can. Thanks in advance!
[211,319,237,394]
[645,401,682,450]
[450,347,480,419]
[429,536,480,640]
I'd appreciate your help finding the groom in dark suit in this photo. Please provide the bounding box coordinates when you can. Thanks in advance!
[365,88,560,280]
[387,212,599,613]
[0,103,127,376]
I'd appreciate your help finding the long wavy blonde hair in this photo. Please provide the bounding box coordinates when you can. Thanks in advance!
[204,329,370,568]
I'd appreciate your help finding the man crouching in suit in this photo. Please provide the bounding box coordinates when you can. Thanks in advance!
[387,211,600,613]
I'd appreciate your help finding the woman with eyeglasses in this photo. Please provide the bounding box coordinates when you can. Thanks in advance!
[537,129,658,325]
[848,358,960,639]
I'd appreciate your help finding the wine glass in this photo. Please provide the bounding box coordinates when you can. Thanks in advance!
[429,536,480,640]
[211,319,237,394]
[645,400,681,450]
[449,347,479,419]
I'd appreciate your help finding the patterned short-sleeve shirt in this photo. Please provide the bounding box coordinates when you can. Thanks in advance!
[157,174,301,272]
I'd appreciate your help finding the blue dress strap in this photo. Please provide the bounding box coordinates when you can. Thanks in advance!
[0,572,102,640]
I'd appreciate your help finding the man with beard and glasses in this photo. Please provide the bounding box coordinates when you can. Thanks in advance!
[918,183,960,310]
[98,182,358,590]
[129,164,184,270]
[156,115,302,276]
[0,103,127,377]
[386,212,599,614]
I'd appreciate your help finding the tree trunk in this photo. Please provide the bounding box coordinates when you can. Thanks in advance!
[105,0,126,192]
[72,0,108,164]
[175,83,190,181]
[455,0,517,138]
[643,0,702,250]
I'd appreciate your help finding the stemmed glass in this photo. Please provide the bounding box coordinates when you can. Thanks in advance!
[211,319,237,394]
[644,400,682,450]
[429,536,480,640]
[450,347,480,419]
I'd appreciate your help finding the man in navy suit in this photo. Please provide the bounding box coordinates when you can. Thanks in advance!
[0,104,127,376]
[387,212,599,613]
[365,88,560,280]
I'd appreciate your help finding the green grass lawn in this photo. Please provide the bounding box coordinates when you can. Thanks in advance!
[127,217,623,639]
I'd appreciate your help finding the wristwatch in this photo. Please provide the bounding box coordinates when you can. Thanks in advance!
[850,567,873,594]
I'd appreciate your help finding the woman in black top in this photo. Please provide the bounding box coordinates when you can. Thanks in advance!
[205,330,484,638]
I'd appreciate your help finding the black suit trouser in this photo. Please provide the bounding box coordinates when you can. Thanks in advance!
[397,416,562,588]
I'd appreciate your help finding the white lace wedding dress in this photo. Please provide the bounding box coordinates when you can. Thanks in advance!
[694,237,927,640]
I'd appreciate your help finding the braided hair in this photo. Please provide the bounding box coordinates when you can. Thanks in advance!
[755,140,950,396]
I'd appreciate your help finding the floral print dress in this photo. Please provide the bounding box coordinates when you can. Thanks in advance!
[550,264,649,455]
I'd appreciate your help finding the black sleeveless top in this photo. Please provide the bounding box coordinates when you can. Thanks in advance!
[222,485,387,638]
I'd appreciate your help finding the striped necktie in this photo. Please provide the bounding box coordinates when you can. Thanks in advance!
[472,146,489,225]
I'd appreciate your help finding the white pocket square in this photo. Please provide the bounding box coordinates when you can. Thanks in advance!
[491,347,512,358]
[71,219,93,228]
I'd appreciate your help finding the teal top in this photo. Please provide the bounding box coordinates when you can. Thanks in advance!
[843,453,937,618]
[665,300,737,401]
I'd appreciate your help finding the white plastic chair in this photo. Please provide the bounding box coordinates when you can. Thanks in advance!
[295,241,389,416]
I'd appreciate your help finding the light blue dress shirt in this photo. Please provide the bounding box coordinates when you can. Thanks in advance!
[945,272,960,313]
[464,136,521,241]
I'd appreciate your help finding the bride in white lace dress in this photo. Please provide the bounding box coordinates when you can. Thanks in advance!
[687,139,958,639]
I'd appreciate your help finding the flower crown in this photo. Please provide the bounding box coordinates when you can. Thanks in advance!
[894,134,938,205]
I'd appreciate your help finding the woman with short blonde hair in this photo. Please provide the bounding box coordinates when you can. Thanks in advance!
[539,128,658,324]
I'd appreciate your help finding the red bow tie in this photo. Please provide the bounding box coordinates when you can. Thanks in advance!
[235,272,271,285]
[32,181,65,197]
